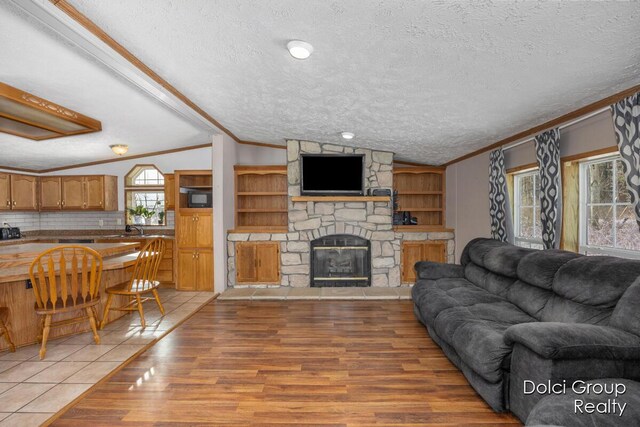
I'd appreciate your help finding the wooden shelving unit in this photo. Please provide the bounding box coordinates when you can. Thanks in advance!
[291,196,390,202]
[234,165,288,230]
[393,167,446,229]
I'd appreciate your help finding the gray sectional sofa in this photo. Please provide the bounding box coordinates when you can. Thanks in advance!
[411,237,640,423]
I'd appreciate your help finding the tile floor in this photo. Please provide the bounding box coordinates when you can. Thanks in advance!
[218,286,412,300]
[0,289,216,427]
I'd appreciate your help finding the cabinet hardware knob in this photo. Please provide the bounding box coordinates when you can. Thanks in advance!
[5,200,9,206]
[12,201,16,206]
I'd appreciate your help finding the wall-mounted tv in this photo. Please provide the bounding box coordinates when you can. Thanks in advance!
[301,154,365,196]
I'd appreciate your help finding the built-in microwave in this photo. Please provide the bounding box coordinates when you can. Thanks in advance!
[187,191,212,208]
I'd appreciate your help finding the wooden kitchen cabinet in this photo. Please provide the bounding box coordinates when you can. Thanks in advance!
[0,173,39,211]
[60,175,117,211]
[401,240,447,284]
[164,173,175,210]
[0,173,10,211]
[177,211,212,248]
[177,248,213,291]
[40,177,62,210]
[235,242,280,284]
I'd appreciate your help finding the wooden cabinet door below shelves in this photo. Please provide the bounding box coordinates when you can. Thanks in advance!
[177,250,197,291]
[235,243,257,283]
[0,173,11,211]
[11,175,38,210]
[84,176,104,209]
[61,177,84,210]
[196,249,214,291]
[195,212,213,248]
[177,214,198,247]
[401,241,447,284]
[256,243,280,283]
[40,177,62,210]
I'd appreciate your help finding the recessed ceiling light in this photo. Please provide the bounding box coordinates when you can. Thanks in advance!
[341,132,355,140]
[287,40,314,60]
[110,144,128,156]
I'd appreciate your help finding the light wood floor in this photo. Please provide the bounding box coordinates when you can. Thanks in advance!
[52,300,522,426]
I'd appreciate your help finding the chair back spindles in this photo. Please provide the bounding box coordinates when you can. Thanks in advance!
[29,246,103,311]
[129,239,165,292]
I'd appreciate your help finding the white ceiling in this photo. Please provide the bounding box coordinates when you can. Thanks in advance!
[2,1,640,169]
[0,1,211,170]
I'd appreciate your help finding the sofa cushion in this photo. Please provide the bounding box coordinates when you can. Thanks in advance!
[464,263,515,298]
[516,249,581,290]
[611,277,640,336]
[412,278,505,325]
[463,238,508,267]
[432,302,535,383]
[483,245,536,279]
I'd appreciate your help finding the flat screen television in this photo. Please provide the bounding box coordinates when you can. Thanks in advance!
[301,154,365,196]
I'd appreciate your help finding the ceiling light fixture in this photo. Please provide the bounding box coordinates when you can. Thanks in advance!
[0,82,102,140]
[110,144,128,156]
[341,132,355,140]
[287,40,314,60]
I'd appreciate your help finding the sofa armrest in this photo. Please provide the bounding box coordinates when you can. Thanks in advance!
[504,322,640,360]
[414,261,464,280]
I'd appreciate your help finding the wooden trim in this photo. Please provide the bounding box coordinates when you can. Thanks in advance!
[234,165,287,173]
[0,165,41,174]
[393,160,435,167]
[291,196,391,202]
[560,146,618,164]
[51,0,240,142]
[444,83,640,167]
[39,143,213,173]
[506,162,538,175]
[393,166,446,174]
[237,140,286,150]
[393,225,454,232]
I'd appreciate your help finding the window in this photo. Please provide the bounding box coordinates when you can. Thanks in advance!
[125,165,166,226]
[513,170,544,249]
[579,156,640,258]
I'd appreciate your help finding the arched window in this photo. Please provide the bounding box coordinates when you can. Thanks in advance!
[125,165,166,225]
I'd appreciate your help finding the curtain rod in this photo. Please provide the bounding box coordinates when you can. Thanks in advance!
[502,106,610,152]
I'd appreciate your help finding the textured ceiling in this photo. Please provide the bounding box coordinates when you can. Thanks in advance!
[0,1,210,170]
[67,0,640,165]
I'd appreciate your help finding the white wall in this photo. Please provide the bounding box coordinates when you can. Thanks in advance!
[446,110,617,261]
[236,144,286,165]
[212,133,238,293]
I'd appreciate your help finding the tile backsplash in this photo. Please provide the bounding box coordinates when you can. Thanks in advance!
[0,210,175,232]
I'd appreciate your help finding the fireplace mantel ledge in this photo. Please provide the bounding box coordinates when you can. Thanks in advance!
[291,196,390,202]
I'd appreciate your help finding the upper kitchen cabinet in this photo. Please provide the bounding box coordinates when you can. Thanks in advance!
[41,175,118,211]
[0,172,38,211]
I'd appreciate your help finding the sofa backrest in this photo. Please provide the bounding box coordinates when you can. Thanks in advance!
[460,238,640,327]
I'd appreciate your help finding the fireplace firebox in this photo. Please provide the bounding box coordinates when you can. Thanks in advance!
[310,234,371,287]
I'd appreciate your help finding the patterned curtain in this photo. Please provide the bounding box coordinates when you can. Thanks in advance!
[535,128,562,249]
[610,92,640,231]
[489,148,513,243]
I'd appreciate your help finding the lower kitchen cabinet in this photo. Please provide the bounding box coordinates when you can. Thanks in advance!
[177,249,213,291]
[401,240,447,284]
[235,242,280,284]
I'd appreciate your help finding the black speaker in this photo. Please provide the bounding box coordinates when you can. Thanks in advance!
[370,188,392,197]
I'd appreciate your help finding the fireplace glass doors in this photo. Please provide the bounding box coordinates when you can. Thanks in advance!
[310,234,371,287]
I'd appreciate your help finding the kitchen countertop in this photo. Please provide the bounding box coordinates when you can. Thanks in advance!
[0,232,174,246]
[0,242,140,283]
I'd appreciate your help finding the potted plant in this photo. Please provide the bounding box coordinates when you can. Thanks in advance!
[128,205,148,225]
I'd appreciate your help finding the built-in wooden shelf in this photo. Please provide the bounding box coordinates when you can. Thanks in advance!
[291,196,391,202]
[235,165,288,229]
[228,227,288,234]
[394,225,454,232]
[394,167,446,228]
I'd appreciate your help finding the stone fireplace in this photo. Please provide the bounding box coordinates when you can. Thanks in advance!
[311,234,371,287]
[226,139,455,288]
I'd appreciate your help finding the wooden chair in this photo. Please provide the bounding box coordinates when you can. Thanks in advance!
[28,246,103,360]
[0,308,15,353]
[101,238,166,329]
